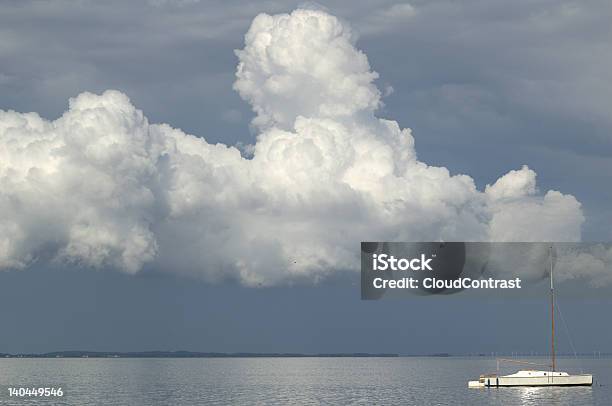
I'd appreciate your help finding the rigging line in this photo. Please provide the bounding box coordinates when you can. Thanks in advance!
[555,296,583,373]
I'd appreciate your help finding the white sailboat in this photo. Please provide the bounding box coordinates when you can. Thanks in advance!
[468,247,593,388]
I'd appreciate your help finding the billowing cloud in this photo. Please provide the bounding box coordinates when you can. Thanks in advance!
[555,244,612,287]
[0,9,589,285]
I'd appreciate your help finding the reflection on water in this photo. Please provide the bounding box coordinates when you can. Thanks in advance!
[0,357,607,405]
[519,386,549,404]
[513,385,594,406]
[466,385,596,406]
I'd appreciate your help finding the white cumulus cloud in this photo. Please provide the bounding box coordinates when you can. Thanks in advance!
[0,8,588,285]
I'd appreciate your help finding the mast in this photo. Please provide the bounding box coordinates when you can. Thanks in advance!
[550,245,556,372]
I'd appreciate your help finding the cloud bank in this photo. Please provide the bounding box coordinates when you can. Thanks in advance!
[0,9,586,285]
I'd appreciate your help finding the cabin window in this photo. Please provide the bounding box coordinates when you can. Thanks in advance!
[544,373,547,376]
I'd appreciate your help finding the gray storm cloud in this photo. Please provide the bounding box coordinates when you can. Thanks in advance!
[0,8,590,286]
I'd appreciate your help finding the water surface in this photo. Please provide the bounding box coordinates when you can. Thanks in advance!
[0,357,609,405]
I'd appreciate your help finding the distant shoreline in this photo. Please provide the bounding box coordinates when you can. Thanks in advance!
[1,351,609,359]
[0,351,399,359]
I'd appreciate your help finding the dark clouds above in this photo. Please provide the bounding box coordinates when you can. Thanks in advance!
[0,0,610,247]
[1,8,593,285]
[0,0,610,355]
[353,0,612,240]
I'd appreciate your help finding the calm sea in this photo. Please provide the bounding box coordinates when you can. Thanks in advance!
[0,357,609,405]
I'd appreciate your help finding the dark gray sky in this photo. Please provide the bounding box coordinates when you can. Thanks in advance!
[0,0,611,353]
[1,265,610,355]
[1,0,611,240]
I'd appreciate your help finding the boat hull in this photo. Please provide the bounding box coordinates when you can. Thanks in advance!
[470,374,593,387]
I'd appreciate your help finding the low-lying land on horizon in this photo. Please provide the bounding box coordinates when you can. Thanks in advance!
[1,351,609,359]
[0,351,399,358]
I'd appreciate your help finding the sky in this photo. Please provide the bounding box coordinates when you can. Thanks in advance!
[0,0,611,354]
